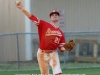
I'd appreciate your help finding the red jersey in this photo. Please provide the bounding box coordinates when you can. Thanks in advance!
[29,14,65,51]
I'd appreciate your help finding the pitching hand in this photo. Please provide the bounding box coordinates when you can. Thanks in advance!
[15,1,24,10]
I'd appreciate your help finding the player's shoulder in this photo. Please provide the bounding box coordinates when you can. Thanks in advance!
[40,20,48,23]
[58,27,62,31]
[58,28,64,34]
[40,20,51,25]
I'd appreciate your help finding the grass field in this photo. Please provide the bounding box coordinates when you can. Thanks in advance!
[0,68,100,75]
[0,62,100,70]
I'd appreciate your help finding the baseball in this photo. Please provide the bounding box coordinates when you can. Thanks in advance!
[15,1,20,5]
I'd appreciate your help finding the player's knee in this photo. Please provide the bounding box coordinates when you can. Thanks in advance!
[55,73,62,75]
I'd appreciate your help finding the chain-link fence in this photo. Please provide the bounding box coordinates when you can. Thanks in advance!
[0,32,100,71]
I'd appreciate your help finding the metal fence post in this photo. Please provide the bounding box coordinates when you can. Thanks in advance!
[17,33,20,69]
[63,51,66,69]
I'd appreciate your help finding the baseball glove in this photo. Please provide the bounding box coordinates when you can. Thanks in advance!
[63,40,75,52]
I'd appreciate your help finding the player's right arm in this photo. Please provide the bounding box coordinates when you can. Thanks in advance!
[15,1,40,25]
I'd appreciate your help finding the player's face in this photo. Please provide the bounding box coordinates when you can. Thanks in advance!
[50,14,60,22]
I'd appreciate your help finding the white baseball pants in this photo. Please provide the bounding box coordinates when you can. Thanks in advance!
[37,48,62,75]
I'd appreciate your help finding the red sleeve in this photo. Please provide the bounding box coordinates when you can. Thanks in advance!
[58,34,66,52]
[29,14,40,26]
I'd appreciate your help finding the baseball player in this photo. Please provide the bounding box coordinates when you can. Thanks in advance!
[15,1,75,75]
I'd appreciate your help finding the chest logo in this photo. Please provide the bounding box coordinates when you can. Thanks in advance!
[45,28,62,36]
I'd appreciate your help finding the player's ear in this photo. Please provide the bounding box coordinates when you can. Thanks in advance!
[49,15,52,18]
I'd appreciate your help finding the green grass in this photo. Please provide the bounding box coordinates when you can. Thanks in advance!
[0,68,100,75]
[0,62,100,75]
[0,62,100,70]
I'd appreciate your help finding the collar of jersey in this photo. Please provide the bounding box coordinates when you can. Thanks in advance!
[50,22,59,28]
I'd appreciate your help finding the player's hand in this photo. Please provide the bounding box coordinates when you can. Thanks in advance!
[15,1,24,10]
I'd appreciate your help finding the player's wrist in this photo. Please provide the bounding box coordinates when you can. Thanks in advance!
[61,47,66,51]
[21,8,25,11]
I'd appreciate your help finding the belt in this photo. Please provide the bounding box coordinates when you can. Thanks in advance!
[40,50,55,53]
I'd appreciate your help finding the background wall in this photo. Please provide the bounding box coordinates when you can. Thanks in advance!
[0,0,26,61]
[0,0,25,33]
[31,0,100,32]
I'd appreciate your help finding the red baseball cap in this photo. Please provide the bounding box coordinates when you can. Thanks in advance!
[49,10,60,17]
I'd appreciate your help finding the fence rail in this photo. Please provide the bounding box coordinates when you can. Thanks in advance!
[0,32,100,71]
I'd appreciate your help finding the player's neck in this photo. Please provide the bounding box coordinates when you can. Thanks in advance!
[51,22,58,26]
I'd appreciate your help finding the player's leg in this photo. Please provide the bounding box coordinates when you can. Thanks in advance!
[49,51,62,75]
[37,49,49,74]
